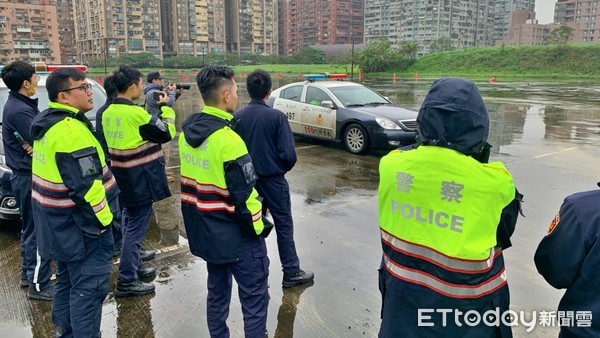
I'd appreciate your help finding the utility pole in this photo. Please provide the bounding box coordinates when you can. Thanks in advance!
[350,40,355,81]
[104,37,108,76]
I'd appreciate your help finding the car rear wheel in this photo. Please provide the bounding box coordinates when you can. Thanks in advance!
[343,123,370,154]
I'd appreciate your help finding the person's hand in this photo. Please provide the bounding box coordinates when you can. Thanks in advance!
[167,83,177,91]
[157,91,169,104]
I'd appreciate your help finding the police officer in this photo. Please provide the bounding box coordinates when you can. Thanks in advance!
[534,183,600,337]
[234,69,313,288]
[180,66,270,337]
[29,67,119,337]
[0,61,53,300]
[103,65,176,297]
[378,78,522,337]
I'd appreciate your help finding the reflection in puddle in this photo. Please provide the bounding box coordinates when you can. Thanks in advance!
[274,281,314,338]
[115,294,156,338]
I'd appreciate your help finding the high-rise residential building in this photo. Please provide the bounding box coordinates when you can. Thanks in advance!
[555,0,600,43]
[56,0,76,64]
[0,0,61,64]
[278,0,364,56]
[492,0,535,42]
[364,0,390,41]
[161,0,224,57]
[226,0,277,55]
[74,0,276,62]
[364,0,536,56]
[74,0,162,65]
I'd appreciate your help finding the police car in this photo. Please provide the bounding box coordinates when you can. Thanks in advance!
[267,74,418,154]
[0,63,106,222]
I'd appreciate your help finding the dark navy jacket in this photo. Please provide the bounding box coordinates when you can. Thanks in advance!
[1,91,38,174]
[181,111,261,263]
[535,184,600,338]
[234,99,296,177]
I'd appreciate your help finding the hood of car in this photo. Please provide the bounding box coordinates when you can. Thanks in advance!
[347,104,418,121]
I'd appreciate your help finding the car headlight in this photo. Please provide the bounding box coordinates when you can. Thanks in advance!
[375,117,402,130]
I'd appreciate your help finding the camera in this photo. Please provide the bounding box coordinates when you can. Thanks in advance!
[169,83,191,90]
[152,92,164,101]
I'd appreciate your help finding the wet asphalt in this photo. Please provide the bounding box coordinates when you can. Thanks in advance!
[1,78,599,337]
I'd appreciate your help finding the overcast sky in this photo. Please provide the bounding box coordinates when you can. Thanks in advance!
[536,0,555,24]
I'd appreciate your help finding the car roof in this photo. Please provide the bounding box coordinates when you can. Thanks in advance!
[0,73,103,90]
[284,80,363,89]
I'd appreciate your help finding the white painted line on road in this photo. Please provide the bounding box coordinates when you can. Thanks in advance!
[296,145,322,150]
[534,147,578,159]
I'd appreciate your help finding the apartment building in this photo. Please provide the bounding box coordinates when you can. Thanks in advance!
[0,0,60,64]
[499,1,600,47]
[365,0,536,55]
[56,0,76,64]
[364,0,390,41]
[226,0,277,55]
[496,11,566,46]
[74,0,162,64]
[278,0,364,56]
[161,0,226,57]
[492,0,535,42]
[555,0,600,42]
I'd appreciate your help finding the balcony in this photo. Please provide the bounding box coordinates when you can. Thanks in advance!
[17,26,32,33]
[14,41,49,49]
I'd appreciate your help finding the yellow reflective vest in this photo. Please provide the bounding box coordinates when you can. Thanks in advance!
[102,97,175,207]
[378,145,516,337]
[179,106,264,263]
[31,102,118,261]
[379,145,515,295]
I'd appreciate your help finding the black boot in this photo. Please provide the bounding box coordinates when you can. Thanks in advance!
[282,269,314,288]
[114,280,155,297]
[140,249,156,262]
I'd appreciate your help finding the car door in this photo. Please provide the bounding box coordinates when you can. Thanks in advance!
[272,84,304,134]
[302,86,336,140]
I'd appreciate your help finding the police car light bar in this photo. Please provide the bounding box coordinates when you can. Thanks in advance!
[32,62,88,73]
[306,73,328,81]
[47,65,88,72]
[305,73,348,81]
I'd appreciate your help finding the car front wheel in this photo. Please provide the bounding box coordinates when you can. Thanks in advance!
[343,123,370,154]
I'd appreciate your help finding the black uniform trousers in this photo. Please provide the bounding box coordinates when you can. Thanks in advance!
[255,175,300,274]
[53,229,113,338]
[206,236,269,338]
[11,173,52,290]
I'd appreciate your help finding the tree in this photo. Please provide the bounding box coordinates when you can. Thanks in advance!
[429,37,455,53]
[545,26,574,47]
[293,47,326,64]
[357,40,401,73]
[400,42,419,60]
[111,52,160,68]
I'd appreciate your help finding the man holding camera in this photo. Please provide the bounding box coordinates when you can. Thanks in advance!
[143,70,182,116]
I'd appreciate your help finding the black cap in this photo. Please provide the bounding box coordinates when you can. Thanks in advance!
[147,71,163,83]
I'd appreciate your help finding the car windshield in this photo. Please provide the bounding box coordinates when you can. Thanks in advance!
[0,80,105,124]
[329,85,390,107]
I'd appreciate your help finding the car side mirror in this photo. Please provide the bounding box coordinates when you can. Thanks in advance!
[321,100,334,109]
